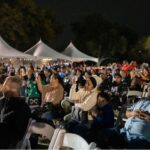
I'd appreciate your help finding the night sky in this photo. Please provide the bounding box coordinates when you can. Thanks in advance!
[36,0,150,48]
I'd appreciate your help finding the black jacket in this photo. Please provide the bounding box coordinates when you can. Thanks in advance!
[0,94,31,148]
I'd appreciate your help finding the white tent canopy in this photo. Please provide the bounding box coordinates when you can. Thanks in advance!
[25,40,70,60]
[0,36,35,59]
[62,42,98,62]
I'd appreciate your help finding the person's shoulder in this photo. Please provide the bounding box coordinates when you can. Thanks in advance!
[8,97,31,113]
[8,96,26,104]
[133,97,148,106]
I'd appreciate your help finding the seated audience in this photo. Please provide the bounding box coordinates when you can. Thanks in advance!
[140,66,150,84]
[0,76,30,148]
[93,85,150,149]
[65,77,98,135]
[129,70,142,91]
[36,74,64,121]
[98,73,112,92]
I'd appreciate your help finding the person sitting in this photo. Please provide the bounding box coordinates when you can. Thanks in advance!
[65,77,98,135]
[140,66,150,84]
[26,65,41,105]
[98,73,112,93]
[91,69,102,86]
[61,77,87,121]
[129,70,142,91]
[110,73,128,108]
[0,76,31,148]
[44,68,52,84]
[94,85,150,149]
[69,77,87,103]
[120,70,130,87]
[36,74,64,121]
[74,77,98,111]
[87,92,114,142]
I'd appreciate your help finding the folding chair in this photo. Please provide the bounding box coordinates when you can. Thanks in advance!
[114,104,127,128]
[142,84,150,97]
[49,128,66,150]
[15,119,35,149]
[16,120,55,149]
[63,133,97,150]
[115,90,142,128]
[127,90,142,105]
[127,90,142,97]
[49,129,98,150]
[30,122,55,141]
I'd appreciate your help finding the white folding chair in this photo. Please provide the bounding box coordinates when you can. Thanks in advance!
[49,129,97,150]
[49,128,66,150]
[16,121,55,149]
[63,133,97,150]
[142,84,150,97]
[127,90,142,98]
[127,90,142,105]
[16,119,35,149]
[30,122,55,141]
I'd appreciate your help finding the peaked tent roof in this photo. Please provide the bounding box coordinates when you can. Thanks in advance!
[25,40,70,60]
[0,36,35,59]
[62,42,98,62]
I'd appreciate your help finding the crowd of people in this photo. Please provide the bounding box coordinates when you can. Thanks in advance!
[0,60,150,149]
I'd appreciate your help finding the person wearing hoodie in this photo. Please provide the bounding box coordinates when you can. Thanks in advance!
[65,77,98,135]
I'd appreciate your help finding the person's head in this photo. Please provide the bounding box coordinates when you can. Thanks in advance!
[77,77,86,90]
[2,76,21,97]
[106,68,112,75]
[142,67,150,77]
[100,73,107,80]
[50,74,63,87]
[123,60,129,65]
[52,68,57,74]
[39,71,46,82]
[97,92,110,108]
[76,69,82,76]
[147,85,150,97]
[84,71,92,79]
[120,70,126,78]
[44,69,52,77]
[10,63,14,68]
[114,73,122,83]
[27,65,34,77]
[130,61,136,66]
[91,69,96,75]
[130,70,138,79]
[85,77,97,91]
[19,68,26,77]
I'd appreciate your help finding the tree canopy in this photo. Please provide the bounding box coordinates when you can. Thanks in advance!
[0,0,61,51]
[72,14,139,61]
